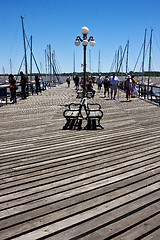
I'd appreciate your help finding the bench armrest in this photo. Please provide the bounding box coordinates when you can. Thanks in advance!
[63,109,80,118]
[68,103,81,110]
[87,103,101,110]
[86,109,103,119]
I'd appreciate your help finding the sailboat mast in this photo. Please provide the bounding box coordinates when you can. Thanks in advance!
[148,28,153,97]
[45,49,47,78]
[49,44,52,82]
[142,29,147,82]
[30,35,32,81]
[126,40,129,75]
[116,48,119,74]
[21,16,28,77]
[10,59,12,74]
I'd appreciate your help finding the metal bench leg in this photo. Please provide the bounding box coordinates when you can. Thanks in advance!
[92,119,97,130]
[98,119,104,129]
[63,119,71,130]
[69,119,76,129]
[84,119,91,130]
[77,119,82,130]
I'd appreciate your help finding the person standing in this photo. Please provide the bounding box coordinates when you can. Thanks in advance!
[103,75,110,98]
[109,73,119,100]
[124,75,133,101]
[20,71,27,99]
[9,74,17,103]
[35,75,41,95]
[97,74,102,91]
[74,74,79,90]
[131,73,138,97]
[66,76,71,87]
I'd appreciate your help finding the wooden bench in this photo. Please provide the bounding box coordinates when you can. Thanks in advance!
[86,91,94,98]
[63,99,103,130]
[63,103,83,130]
[76,90,83,99]
[84,103,104,130]
[76,90,94,99]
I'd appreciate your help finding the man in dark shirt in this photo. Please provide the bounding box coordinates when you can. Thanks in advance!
[35,75,41,95]
[20,71,27,99]
[103,75,110,98]
[87,80,96,97]
[74,74,79,90]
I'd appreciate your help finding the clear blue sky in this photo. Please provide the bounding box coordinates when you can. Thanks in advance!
[0,0,160,74]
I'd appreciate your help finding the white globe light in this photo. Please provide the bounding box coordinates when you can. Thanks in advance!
[90,40,95,46]
[81,26,89,35]
[82,39,88,46]
[75,40,80,46]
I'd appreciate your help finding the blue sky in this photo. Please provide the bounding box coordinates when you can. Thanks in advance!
[0,0,160,74]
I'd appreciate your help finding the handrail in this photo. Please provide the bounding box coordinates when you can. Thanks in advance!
[137,83,160,106]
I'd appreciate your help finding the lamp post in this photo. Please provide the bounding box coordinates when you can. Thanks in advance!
[75,26,95,98]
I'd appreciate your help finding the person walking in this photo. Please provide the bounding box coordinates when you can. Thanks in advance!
[35,75,41,95]
[20,71,27,99]
[109,73,119,100]
[124,75,133,101]
[103,75,110,98]
[9,74,17,103]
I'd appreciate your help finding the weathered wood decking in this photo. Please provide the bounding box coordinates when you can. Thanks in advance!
[0,82,160,240]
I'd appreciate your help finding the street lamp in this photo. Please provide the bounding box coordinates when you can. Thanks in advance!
[75,26,95,98]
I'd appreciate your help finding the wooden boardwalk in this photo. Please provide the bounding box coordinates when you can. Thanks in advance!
[0,82,160,240]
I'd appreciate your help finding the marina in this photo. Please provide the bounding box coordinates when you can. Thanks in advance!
[1,1,160,239]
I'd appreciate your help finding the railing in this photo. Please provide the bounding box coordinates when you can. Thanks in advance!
[0,85,10,105]
[137,84,160,106]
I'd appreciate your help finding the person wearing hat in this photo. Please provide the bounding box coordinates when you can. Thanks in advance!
[124,75,133,101]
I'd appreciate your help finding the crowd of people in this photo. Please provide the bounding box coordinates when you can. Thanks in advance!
[71,73,138,101]
[8,72,45,103]
[8,71,138,104]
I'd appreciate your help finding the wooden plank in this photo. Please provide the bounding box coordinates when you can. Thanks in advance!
[0,174,159,236]
[44,202,160,240]
[112,214,160,240]
[0,132,159,172]
[1,184,159,240]
[1,129,159,162]
[0,163,159,218]
[1,145,159,190]
[142,228,160,240]
[0,81,159,239]
[0,152,159,198]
